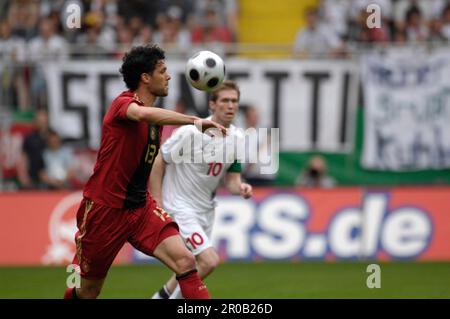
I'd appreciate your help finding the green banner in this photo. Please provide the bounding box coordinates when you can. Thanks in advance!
[277,107,450,186]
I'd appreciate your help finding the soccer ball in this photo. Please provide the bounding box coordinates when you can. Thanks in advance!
[185,50,226,92]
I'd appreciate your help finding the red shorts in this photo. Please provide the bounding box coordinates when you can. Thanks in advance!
[72,198,179,279]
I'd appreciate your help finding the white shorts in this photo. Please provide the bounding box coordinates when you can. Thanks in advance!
[169,208,215,256]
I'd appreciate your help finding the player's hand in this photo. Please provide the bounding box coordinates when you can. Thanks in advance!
[240,183,253,199]
[194,119,228,136]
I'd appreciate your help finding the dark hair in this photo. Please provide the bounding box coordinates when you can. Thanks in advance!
[209,80,240,102]
[405,5,421,23]
[119,45,165,91]
[47,128,58,136]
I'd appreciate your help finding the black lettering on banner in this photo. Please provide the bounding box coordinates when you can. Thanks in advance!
[62,73,89,146]
[227,72,250,82]
[303,72,330,148]
[340,72,351,145]
[99,73,120,122]
[264,72,289,133]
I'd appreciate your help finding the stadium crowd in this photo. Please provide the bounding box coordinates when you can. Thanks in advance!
[1,0,450,108]
[2,0,450,191]
[0,0,237,61]
[0,0,237,111]
[1,0,450,64]
[317,0,450,44]
[294,0,450,57]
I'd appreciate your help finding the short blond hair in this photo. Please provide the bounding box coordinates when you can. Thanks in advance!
[209,80,240,102]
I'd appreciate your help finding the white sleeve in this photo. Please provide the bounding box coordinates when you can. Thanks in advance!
[160,126,194,164]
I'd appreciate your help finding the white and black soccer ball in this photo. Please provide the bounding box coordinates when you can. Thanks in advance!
[185,50,226,92]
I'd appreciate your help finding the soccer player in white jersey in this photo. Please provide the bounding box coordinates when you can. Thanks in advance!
[150,80,253,299]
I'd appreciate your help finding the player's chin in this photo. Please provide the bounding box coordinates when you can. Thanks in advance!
[158,88,169,97]
[224,114,234,123]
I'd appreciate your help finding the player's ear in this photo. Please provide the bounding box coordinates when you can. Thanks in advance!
[141,72,151,84]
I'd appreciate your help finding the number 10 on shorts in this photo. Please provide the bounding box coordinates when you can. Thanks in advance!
[186,232,204,250]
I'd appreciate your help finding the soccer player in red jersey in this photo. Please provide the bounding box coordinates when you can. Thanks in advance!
[63,45,226,299]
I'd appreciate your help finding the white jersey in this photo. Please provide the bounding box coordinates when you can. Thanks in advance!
[160,121,243,213]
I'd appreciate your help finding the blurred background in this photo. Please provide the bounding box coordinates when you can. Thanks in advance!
[0,0,449,298]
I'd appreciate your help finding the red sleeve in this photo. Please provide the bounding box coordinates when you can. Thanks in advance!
[113,96,135,121]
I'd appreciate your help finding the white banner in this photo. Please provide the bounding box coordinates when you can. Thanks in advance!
[361,48,450,171]
[42,58,358,151]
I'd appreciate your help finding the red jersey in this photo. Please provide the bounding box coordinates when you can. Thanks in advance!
[84,90,161,209]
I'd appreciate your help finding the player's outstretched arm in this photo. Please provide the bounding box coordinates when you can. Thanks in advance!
[225,173,253,199]
[149,153,166,207]
[126,102,197,124]
[126,103,227,134]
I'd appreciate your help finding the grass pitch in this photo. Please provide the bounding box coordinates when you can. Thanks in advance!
[0,262,449,299]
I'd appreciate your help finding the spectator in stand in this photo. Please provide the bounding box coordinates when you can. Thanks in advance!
[404,5,429,42]
[293,7,344,58]
[40,129,75,190]
[28,16,68,61]
[28,16,68,109]
[132,23,154,46]
[428,17,447,44]
[191,6,232,45]
[157,0,194,22]
[0,19,26,60]
[16,109,49,189]
[394,0,445,27]
[82,10,117,52]
[128,15,145,39]
[223,0,239,41]
[118,0,157,28]
[319,0,351,40]
[153,6,191,49]
[191,0,238,41]
[115,24,134,58]
[6,0,40,41]
[296,155,335,188]
[0,19,28,110]
[73,21,111,59]
[441,3,450,41]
